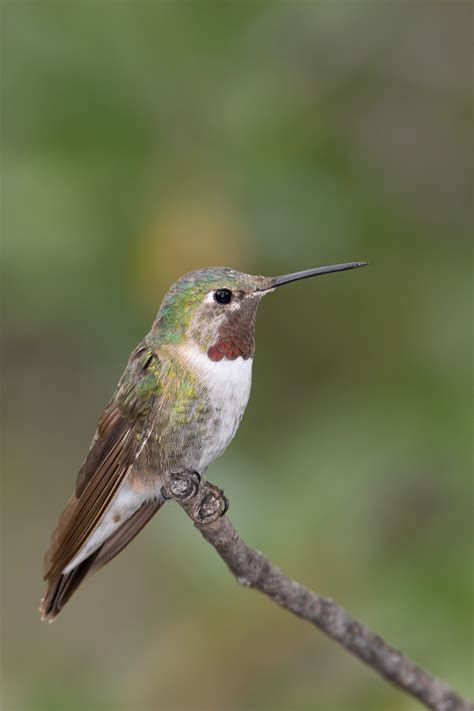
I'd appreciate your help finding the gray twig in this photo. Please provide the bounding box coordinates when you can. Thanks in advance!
[166,474,472,711]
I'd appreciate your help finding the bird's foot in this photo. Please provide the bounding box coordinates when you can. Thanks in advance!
[192,483,229,524]
[161,472,229,524]
[161,471,201,501]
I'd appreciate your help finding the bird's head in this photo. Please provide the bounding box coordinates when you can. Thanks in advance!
[154,262,367,361]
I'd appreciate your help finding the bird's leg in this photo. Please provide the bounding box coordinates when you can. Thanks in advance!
[161,471,201,501]
[191,482,229,524]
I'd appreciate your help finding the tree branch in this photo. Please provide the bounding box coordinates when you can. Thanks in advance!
[165,475,472,711]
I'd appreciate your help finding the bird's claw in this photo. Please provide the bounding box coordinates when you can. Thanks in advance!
[161,471,201,501]
[193,483,229,524]
[161,473,229,524]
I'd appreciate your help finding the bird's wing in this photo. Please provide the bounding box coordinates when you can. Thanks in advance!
[44,344,162,582]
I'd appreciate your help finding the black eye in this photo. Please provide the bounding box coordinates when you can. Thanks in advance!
[213,289,233,305]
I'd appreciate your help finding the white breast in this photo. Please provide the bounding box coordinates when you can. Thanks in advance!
[64,346,252,575]
[179,344,253,470]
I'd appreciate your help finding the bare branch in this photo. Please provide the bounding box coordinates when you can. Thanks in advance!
[165,474,472,711]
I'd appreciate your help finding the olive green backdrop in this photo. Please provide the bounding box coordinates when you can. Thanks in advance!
[2,2,472,710]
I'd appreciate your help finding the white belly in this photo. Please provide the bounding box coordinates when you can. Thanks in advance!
[179,344,253,470]
[64,347,252,574]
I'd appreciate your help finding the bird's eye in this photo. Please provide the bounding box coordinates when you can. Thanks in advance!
[213,289,233,305]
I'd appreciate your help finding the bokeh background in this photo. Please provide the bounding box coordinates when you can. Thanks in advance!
[2,2,472,710]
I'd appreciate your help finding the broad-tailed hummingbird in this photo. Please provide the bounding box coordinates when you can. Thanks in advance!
[41,261,367,620]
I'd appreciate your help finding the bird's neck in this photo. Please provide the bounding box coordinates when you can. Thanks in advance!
[153,298,258,362]
[198,300,258,362]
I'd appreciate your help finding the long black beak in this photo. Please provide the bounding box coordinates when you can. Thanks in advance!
[266,261,368,289]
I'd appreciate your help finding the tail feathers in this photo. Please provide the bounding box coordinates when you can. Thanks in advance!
[89,498,161,574]
[40,554,99,621]
[40,499,163,621]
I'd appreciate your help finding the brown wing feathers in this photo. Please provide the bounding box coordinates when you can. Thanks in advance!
[44,407,138,582]
[40,346,161,620]
[41,406,143,620]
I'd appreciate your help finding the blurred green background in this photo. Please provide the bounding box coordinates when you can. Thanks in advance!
[2,1,472,710]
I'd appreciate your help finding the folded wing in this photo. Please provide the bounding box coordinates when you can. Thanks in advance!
[41,344,162,619]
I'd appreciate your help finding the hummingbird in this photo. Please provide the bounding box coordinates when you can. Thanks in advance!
[40,261,367,620]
